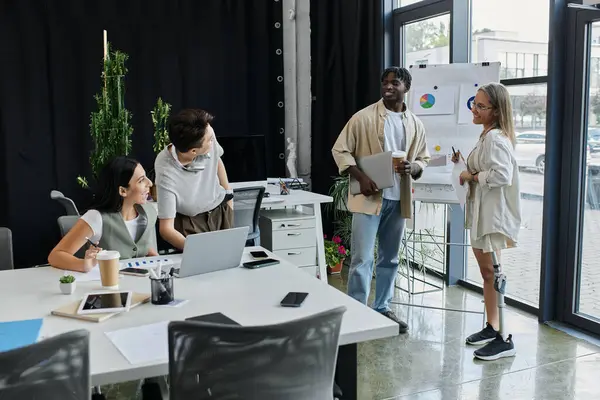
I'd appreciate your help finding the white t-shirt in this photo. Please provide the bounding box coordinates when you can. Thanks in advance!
[80,210,143,244]
[383,110,406,201]
[154,141,226,219]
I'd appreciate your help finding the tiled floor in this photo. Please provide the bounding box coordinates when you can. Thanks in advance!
[106,270,600,400]
[328,271,600,400]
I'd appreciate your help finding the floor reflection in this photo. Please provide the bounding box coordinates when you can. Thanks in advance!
[327,270,600,400]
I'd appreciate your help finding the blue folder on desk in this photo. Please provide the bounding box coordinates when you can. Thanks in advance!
[0,318,43,352]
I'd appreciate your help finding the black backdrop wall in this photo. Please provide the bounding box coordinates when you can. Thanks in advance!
[310,0,384,235]
[0,0,284,268]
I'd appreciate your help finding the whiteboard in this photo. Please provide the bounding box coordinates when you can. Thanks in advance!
[408,62,500,202]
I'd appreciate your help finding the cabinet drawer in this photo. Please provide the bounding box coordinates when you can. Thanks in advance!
[271,218,316,232]
[274,246,316,267]
[271,228,315,250]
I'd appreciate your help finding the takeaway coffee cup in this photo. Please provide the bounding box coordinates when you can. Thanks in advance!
[392,151,407,173]
[96,250,121,289]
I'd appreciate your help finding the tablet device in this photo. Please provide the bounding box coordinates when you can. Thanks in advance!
[349,151,395,195]
[76,291,133,315]
[186,312,240,326]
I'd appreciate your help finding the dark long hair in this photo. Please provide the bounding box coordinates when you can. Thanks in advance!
[90,156,140,213]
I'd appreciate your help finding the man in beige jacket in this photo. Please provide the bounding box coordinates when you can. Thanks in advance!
[332,67,430,333]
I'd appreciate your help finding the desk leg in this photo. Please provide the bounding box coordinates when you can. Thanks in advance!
[335,343,358,400]
[314,203,328,282]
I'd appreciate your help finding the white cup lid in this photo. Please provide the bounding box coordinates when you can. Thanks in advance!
[392,151,407,157]
[96,250,121,261]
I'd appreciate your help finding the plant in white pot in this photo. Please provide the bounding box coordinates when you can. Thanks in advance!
[59,275,76,295]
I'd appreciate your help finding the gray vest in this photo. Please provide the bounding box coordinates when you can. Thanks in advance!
[98,203,157,259]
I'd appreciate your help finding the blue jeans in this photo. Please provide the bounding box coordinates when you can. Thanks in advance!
[348,199,405,313]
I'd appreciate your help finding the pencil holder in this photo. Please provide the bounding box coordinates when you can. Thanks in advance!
[150,275,174,305]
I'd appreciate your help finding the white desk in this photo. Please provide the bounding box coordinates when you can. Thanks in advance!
[0,248,397,399]
[149,181,332,281]
[228,181,333,281]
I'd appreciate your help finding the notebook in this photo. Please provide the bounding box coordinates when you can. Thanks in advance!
[0,318,44,352]
[349,151,395,195]
[51,292,150,323]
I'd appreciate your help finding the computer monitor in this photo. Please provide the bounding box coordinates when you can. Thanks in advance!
[216,135,267,182]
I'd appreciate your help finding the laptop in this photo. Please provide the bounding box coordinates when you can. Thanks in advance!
[349,151,395,195]
[173,226,249,278]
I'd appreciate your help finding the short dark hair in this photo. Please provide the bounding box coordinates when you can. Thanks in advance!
[90,156,140,213]
[168,109,215,153]
[381,67,412,92]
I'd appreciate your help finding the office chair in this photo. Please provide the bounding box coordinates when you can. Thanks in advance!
[0,329,90,400]
[57,215,87,258]
[50,190,80,216]
[0,227,14,270]
[233,186,265,246]
[168,306,347,400]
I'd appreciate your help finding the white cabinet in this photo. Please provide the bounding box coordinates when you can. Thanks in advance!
[259,209,317,276]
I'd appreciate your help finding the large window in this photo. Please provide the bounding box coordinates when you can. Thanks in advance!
[397,0,427,7]
[404,14,451,67]
[462,1,550,309]
[392,0,553,313]
[471,0,550,80]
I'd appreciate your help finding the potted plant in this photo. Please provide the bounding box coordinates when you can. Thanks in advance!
[59,275,76,295]
[78,41,133,188]
[148,97,172,200]
[324,235,349,274]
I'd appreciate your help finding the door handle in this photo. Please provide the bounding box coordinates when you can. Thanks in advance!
[287,233,301,236]
[287,252,301,255]
[286,223,301,227]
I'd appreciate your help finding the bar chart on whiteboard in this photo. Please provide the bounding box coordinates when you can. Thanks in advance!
[407,62,501,203]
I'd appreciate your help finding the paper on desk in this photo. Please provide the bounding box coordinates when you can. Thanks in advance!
[105,321,169,365]
[69,266,102,282]
[452,160,468,208]
[0,318,43,352]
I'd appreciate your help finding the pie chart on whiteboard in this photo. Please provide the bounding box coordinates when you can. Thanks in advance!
[419,93,436,109]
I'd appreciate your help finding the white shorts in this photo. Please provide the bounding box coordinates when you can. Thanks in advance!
[470,232,516,253]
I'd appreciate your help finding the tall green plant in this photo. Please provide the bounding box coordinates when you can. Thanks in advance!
[78,42,133,188]
[151,97,171,154]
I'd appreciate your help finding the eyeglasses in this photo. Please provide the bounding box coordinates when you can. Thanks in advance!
[473,103,493,111]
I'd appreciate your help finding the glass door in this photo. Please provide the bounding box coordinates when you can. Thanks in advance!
[562,5,600,335]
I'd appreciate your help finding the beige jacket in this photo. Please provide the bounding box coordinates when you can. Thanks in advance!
[331,99,430,218]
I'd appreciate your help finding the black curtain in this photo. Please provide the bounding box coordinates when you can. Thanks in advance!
[0,0,284,268]
[310,0,383,234]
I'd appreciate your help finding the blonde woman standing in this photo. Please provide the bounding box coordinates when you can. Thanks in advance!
[453,82,521,361]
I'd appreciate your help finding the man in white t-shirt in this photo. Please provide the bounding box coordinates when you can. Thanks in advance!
[332,67,430,333]
[155,109,233,251]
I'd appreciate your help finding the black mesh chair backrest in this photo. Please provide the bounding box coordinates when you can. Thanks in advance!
[168,306,347,400]
[0,227,14,270]
[232,186,265,237]
[0,329,90,400]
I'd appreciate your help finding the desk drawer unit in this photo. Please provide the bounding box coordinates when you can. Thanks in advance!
[274,246,317,267]
[259,209,317,271]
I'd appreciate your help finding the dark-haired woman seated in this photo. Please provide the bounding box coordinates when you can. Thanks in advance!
[49,156,158,272]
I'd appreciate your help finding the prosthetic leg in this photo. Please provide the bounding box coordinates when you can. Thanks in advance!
[473,252,515,361]
[491,252,506,336]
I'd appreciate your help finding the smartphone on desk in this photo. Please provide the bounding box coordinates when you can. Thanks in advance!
[120,267,149,277]
[280,292,308,307]
[243,258,280,269]
[250,250,269,259]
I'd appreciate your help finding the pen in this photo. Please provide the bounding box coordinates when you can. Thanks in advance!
[85,237,98,247]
